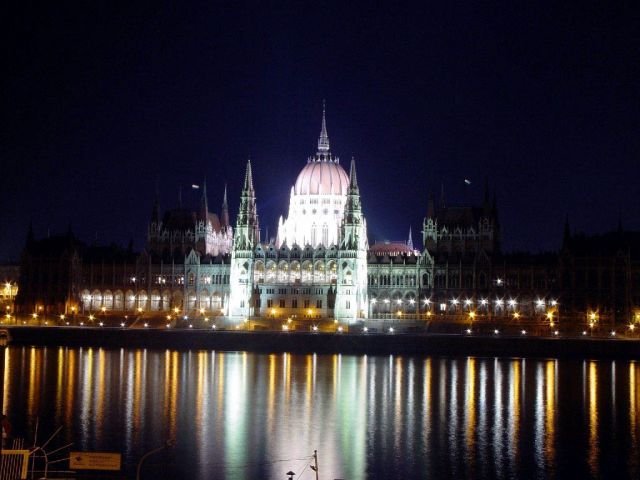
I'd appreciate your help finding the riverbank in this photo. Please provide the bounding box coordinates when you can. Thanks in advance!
[4,326,640,359]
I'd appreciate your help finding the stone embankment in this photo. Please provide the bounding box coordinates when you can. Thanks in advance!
[4,326,640,360]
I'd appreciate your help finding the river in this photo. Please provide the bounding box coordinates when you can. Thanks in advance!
[3,346,639,479]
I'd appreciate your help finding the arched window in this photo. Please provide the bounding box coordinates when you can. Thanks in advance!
[311,224,317,246]
[322,224,329,246]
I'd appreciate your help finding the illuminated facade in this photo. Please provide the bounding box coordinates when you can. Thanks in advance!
[14,107,640,331]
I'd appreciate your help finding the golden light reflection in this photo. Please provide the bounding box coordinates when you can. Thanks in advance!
[508,360,521,469]
[133,349,142,431]
[588,361,598,477]
[2,347,9,412]
[266,354,276,434]
[169,351,178,439]
[27,347,40,417]
[630,363,636,443]
[65,349,75,428]
[95,348,106,429]
[545,360,556,465]
[55,347,64,424]
[465,358,476,457]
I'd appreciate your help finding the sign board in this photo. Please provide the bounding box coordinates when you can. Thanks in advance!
[1,449,29,479]
[70,451,121,471]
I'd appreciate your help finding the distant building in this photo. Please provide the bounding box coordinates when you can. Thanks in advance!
[13,106,640,330]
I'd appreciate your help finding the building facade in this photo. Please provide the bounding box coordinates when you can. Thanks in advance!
[13,107,640,331]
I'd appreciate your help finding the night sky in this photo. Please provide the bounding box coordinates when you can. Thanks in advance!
[3,2,639,261]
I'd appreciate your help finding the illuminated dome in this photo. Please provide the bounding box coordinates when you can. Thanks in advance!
[294,160,349,195]
[276,104,350,248]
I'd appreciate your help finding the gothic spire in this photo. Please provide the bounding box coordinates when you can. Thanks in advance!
[200,177,209,217]
[221,183,229,227]
[348,156,359,191]
[243,158,254,193]
[317,100,330,154]
[407,227,414,250]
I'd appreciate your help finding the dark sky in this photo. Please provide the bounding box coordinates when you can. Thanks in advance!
[3,2,639,261]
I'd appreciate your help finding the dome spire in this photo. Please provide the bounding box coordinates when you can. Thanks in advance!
[317,100,330,154]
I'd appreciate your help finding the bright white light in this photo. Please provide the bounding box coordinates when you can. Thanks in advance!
[611,330,616,336]
[480,299,488,306]
[384,299,390,304]
[554,330,559,336]
[120,322,125,327]
[389,327,394,333]
[495,299,504,307]
[166,324,170,328]
[312,325,318,331]
[466,328,471,334]
[494,329,499,334]
[144,323,149,328]
[99,322,103,327]
[521,330,527,335]
[508,299,517,307]
[370,298,377,304]
[409,299,415,305]
[189,324,193,328]
[582,331,587,335]
[550,299,557,306]
[337,326,343,332]
[363,327,368,332]
[396,299,402,305]
[496,278,503,285]
[536,299,545,307]
[451,298,459,305]
[464,299,472,306]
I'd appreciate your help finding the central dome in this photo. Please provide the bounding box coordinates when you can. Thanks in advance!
[294,160,349,195]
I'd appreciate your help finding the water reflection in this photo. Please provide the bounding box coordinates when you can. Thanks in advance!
[2,347,640,479]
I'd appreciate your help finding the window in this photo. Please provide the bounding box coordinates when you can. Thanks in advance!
[316,299,322,308]
[292,299,298,308]
[304,300,310,308]
[279,299,285,308]
[267,299,273,308]
[346,300,350,309]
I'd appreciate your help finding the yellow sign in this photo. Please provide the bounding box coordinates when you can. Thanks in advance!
[1,450,29,479]
[70,451,121,471]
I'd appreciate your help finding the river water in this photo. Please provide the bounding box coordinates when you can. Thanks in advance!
[2,346,639,479]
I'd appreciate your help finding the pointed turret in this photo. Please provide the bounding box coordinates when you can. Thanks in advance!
[407,227,414,250]
[348,156,359,192]
[234,159,260,249]
[200,177,209,219]
[317,100,330,154]
[243,158,255,192]
[341,157,364,249]
[221,183,230,227]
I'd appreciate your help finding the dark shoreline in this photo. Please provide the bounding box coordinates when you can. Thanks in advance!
[3,326,640,360]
